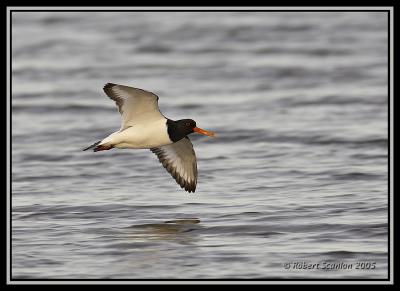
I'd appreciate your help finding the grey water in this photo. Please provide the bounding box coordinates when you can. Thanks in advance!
[11,11,388,279]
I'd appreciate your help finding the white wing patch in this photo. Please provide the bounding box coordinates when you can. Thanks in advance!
[103,83,165,130]
[151,137,198,193]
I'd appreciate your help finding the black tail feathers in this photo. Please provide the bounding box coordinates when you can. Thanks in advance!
[83,141,101,151]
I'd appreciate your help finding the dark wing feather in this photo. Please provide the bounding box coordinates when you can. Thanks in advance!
[151,137,198,193]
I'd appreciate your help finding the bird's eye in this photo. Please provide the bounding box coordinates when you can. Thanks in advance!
[186,122,190,127]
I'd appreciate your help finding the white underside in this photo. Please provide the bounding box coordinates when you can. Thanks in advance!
[100,118,172,149]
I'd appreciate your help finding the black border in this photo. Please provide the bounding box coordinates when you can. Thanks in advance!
[8,7,392,284]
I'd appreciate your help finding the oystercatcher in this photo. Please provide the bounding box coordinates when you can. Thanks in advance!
[83,83,215,193]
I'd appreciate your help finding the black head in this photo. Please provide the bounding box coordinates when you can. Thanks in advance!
[167,119,197,142]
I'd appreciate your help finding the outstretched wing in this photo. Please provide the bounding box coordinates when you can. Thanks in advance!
[103,83,165,130]
[151,137,198,193]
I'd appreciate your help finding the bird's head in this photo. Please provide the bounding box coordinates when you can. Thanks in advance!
[178,119,215,137]
[168,119,215,142]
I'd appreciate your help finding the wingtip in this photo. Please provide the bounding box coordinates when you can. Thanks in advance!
[103,83,117,91]
[184,183,196,193]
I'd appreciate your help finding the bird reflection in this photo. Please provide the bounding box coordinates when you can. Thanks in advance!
[128,218,202,245]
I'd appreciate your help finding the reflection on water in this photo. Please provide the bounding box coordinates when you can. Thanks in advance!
[130,219,202,243]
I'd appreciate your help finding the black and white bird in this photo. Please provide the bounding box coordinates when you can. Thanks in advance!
[83,83,215,193]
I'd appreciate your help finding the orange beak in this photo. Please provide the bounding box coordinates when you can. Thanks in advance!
[193,127,216,137]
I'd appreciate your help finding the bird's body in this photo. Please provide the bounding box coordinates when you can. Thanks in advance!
[100,119,172,149]
[84,83,215,193]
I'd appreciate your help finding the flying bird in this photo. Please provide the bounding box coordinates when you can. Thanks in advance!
[83,83,215,193]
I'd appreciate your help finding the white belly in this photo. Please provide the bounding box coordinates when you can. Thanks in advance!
[102,119,172,149]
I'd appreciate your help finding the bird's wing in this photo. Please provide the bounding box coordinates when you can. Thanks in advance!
[151,137,198,193]
[103,83,165,130]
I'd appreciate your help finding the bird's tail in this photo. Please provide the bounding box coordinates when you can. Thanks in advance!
[83,141,114,152]
[82,141,101,151]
